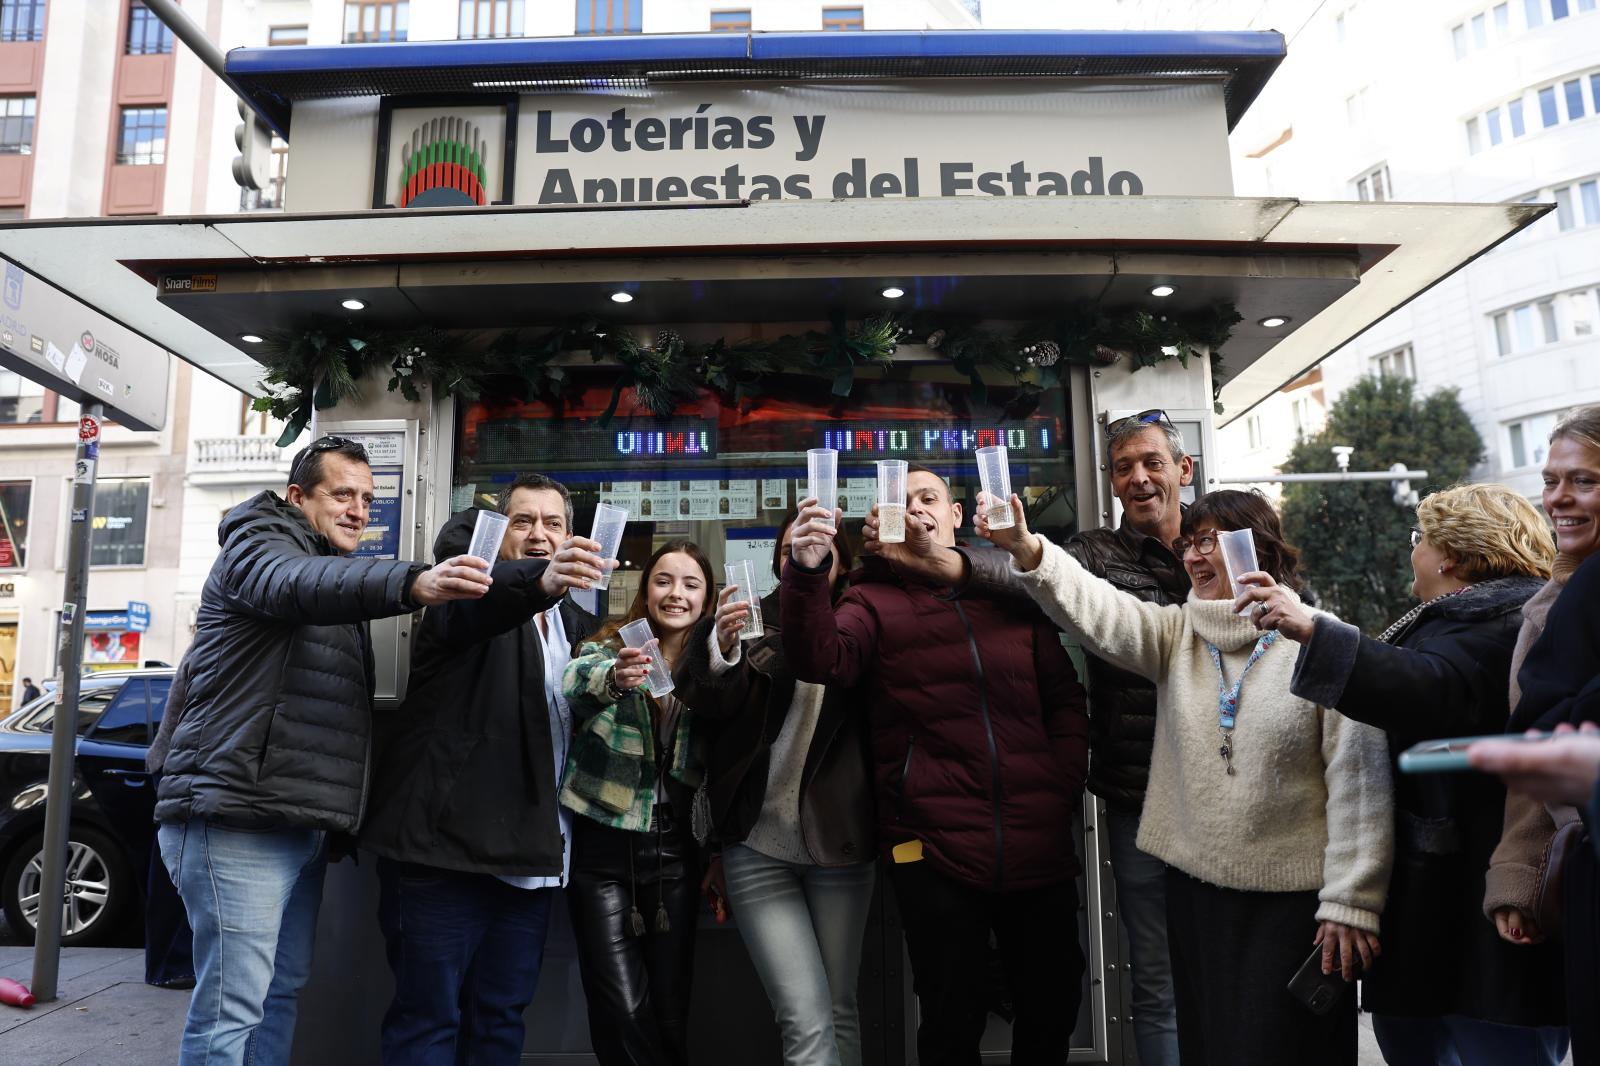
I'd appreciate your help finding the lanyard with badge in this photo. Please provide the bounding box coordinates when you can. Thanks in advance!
[1205,631,1279,776]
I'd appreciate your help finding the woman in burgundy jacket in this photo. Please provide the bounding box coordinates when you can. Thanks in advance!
[780,468,1089,1066]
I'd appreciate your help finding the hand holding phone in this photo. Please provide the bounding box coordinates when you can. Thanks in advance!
[1398,732,1553,774]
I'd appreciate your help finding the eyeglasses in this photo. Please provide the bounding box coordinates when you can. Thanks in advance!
[1106,409,1175,439]
[1409,528,1424,549]
[288,435,368,486]
[1172,533,1218,557]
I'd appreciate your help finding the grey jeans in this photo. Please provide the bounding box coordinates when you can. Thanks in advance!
[721,844,877,1066]
[1106,809,1180,1066]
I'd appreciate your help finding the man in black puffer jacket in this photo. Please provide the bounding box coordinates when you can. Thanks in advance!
[362,474,606,1064]
[154,436,496,1066]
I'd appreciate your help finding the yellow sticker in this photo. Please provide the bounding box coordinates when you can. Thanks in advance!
[891,839,925,863]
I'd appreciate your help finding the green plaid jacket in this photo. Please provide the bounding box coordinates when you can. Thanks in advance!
[559,641,704,831]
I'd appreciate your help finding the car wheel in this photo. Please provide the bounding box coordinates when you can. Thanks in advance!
[2,827,133,947]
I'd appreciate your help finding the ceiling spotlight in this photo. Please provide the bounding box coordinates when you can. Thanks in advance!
[1149,284,1176,298]
[239,334,264,344]
[341,298,365,311]
[610,291,634,304]
[881,286,905,299]
[1259,316,1289,328]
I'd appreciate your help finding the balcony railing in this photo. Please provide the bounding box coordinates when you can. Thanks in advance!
[191,436,290,469]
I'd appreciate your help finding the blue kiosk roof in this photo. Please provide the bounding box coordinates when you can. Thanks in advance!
[225,30,1285,138]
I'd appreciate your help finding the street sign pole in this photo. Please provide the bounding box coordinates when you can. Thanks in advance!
[31,404,103,1001]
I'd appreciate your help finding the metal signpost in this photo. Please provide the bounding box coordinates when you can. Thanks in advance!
[30,409,103,1001]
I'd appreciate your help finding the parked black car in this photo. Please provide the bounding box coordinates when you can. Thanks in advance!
[0,668,172,946]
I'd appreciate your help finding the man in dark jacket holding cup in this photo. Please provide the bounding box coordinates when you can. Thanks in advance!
[155,436,496,1066]
[781,465,1089,1066]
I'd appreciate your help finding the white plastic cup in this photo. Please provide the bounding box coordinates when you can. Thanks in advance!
[468,509,509,564]
[975,445,1015,530]
[876,459,908,544]
[723,559,766,640]
[1216,528,1261,613]
[589,502,628,592]
[618,617,675,696]
[807,448,838,529]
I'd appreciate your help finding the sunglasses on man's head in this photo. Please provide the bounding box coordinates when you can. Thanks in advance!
[1106,409,1176,438]
[288,435,368,486]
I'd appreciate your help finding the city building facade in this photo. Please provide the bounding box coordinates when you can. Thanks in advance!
[1119,0,1600,498]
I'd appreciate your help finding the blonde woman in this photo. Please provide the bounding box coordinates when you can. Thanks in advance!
[1241,484,1566,1066]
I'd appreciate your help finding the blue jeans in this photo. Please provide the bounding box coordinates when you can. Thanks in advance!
[158,820,327,1066]
[1106,809,1180,1066]
[721,845,876,1066]
[376,859,555,1066]
[1372,1013,1569,1066]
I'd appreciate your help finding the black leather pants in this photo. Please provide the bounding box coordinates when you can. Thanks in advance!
[567,809,699,1066]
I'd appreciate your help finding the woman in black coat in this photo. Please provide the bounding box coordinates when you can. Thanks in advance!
[672,510,876,1066]
[1236,483,1567,1066]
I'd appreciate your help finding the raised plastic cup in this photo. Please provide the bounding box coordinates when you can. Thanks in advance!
[589,502,628,591]
[723,559,765,640]
[468,509,510,564]
[807,448,838,529]
[876,459,908,544]
[1216,528,1261,613]
[975,445,1015,530]
[618,617,675,697]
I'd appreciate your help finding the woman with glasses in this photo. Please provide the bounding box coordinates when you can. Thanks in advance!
[974,487,1393,1066]
[1237,484,1566,1066]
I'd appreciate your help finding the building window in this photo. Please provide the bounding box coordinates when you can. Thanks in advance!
[1345,86,1369,128]
[1466,116,1482,154]
[1452,22,1468,56]
[1506,412,1560,467]
[1354,163,1391,201]
[0,96,35,155]
[0,0,45,42]
[1495,2,1511,31]
[268,24,308,45]
[1372,345,1416,379]
[1553,0,1570,16]
[1493,297,1560,355]
[1290,395,1317,437]
[0,369,44,424]
[1569,288,1599,336]
[125,2,173,55]
[240,138,288,211]
[0,481,28,569]
[116,106,166,165]
[709,8,750,31]
[344,0,408,43]
[575,0,642,34]
[1471,65,1600,150]
[822,6,864,30]
[1245,415,1263,450]
[1508,97,1526,136]
[459,0,522,39]
[1526,0,1545,25]
[89,478,150,568]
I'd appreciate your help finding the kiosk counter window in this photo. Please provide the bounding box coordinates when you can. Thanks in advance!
[454,370,1080,614]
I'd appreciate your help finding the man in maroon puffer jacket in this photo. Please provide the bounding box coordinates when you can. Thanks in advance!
[782,465,1088,1066]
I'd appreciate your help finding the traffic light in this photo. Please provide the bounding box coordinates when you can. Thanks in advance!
[232,98,272,191]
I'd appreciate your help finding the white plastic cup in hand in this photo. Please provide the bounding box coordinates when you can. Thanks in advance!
[975,445,1015,530]
[1217,528,1261,613]
[723,559,765,640]
[876,460,908,543]
[589,503,628,591]
[807,448,838,529]
[618,618,675,696]
[468,509,509,565]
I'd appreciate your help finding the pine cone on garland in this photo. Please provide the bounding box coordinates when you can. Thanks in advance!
[1092,344,1125,366]
[1032,340,1061,367]
[925,329,946,350]
[654,329,683,353]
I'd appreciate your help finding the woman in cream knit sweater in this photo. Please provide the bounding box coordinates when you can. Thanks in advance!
[977,488,1393,1066]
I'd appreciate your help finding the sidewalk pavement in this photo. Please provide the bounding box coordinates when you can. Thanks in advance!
[0,944,1502,1066]
[0,946,187,1066]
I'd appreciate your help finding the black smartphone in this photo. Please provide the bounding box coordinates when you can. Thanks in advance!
[1286,945,1349,1015]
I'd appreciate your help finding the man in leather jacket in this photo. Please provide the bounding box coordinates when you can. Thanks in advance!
[864,414,1192,1066]
[155,437,497,1066]
[362,473,605,1065]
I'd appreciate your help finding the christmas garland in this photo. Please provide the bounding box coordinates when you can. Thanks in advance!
[251,302,1241,447]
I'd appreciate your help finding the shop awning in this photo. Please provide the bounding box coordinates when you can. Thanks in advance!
[0,194,1545,423]
[227,30,1287,137]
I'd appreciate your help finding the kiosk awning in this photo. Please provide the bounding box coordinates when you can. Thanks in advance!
[0,194,1545,423]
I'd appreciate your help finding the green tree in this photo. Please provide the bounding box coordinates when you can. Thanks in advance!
[1279,375,1484,634]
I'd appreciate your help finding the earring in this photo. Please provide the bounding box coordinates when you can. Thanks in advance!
[1437,565,1446,575]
